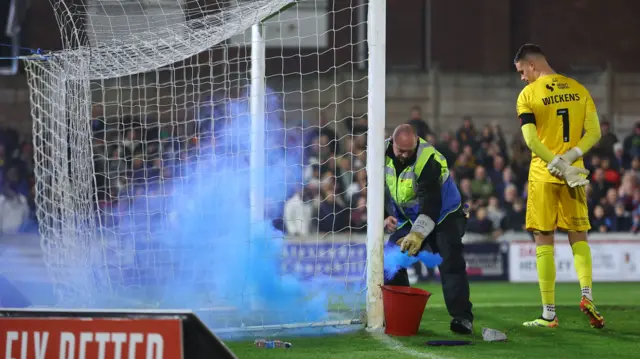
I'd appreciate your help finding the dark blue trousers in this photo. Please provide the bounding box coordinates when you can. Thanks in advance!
[385,209,473,322]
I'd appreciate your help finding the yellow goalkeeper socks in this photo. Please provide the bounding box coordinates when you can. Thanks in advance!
[536,245,556,320]
[571,241,593,301]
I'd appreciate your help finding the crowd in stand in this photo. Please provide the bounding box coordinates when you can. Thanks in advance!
[0,127,36,235]
[284,106,640,238]
[3,105,640,238]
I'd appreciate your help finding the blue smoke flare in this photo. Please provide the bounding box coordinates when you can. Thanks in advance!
[384,245,442,281]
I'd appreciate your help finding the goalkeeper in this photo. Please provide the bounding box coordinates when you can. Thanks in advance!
[384,124,473,335]
[514,44,604,328]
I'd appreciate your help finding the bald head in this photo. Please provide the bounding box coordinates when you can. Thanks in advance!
[393,124,417,148]
[392,124,418,162]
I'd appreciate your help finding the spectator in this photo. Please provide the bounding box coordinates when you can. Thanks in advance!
[337,155,354,189]
[623,122,640,160]
[466,206,493,235]
[284,188,313,236]
[587,154,602,173]
[488,155,506,186]
[509,138,531,186]
[431,133,456,167]
[305,163,321,187]
[448,139,460,158]
[318,191,348,233]
[479,125,494,146]
[617,172,637,210]
[630,157,640,178]
[350,195,367,232]
[602,188,618,217]
[2,166,28,198]
[609,203,632,232]
[501,198,526,232]
[456,116,477,149]
[0,181,30,235]
[491,123,509,156]
[497,166,516,202]
[593,119,618,158]
[454,152,475,180]
[612,142,625,170]
[486,196,506,229]
[475,140,492,166]
[307,111,340,152]
[601,157,621,187]
[351,115,368,136]
[462,145,475,164]
[591,205,608,233]
[470,166,494,200]
[345,169,367,200]
[121,126,141,158]
[406,105,431,139]
[502,184,519,210]
[591,168,610,203]
[459,178,473,203]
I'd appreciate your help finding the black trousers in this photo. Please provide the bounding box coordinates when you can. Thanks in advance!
[385,210,474,322]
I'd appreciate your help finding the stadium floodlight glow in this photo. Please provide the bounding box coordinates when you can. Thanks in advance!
[23,0,386,336]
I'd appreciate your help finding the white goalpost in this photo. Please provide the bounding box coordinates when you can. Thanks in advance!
[23,0,386,335]
[365,0,386,331]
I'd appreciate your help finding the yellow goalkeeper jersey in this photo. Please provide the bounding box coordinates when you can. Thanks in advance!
[517,74,597,183]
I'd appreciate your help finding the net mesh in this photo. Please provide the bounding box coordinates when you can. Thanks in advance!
[25,0,369,335]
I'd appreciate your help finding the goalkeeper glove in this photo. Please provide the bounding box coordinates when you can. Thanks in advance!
[548,147,583,177]
[398,214,435,256]
[547,155,590,188]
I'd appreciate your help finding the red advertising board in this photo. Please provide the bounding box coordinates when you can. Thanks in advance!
[0,317,182,359]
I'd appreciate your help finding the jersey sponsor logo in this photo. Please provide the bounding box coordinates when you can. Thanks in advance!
[541,93,581,106]
[1,317,182,359]
[547,80,571,90]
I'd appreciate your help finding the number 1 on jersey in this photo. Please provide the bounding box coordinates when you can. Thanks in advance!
[557,108,569,142]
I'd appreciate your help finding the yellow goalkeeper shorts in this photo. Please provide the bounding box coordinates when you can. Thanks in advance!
[526,181,590,232]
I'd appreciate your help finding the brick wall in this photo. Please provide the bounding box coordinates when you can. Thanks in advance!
[429,0,511,73]
[427,0,640,73]
[16,0,640,73]
[513,0,640,72]
[2,0,640,135]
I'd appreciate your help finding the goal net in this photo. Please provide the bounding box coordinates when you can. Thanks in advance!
[23,0,384,336]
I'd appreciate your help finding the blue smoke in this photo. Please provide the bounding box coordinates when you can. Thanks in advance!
[384,246,442,281]
[79,87,362,337]
[0,87,364,338]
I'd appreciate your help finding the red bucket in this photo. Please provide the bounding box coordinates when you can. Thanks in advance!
[381,285,432,336]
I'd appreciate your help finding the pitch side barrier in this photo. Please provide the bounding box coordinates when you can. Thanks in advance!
[2,231,636,286]
[0,308,237,359]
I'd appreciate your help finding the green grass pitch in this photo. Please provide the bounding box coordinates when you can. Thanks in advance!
[226,282,640,359]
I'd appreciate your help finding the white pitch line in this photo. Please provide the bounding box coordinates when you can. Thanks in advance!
[371,332,450,359]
